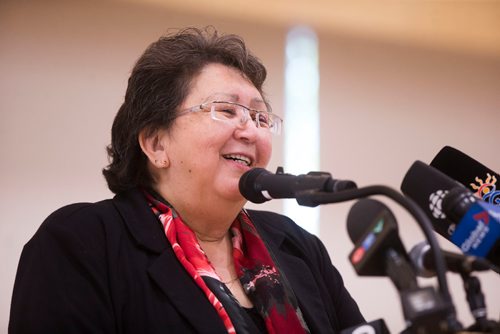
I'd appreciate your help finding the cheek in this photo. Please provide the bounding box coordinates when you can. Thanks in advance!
[259,135,273,166]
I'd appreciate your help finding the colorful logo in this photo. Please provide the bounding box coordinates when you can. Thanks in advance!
[470,173,500,205]
[351,219,384,264]
[459,210,490,253]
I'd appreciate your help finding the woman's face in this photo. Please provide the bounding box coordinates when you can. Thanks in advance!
[159,63,273,203]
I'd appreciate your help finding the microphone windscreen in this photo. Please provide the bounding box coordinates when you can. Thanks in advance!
[347,198,411,278]
[239,168,270,204]
[400,161,464,238]
[430,146,499,203]
[409,241,435,278]
[346,198,396,243]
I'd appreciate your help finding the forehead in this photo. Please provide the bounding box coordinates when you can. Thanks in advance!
[185,63,265,107]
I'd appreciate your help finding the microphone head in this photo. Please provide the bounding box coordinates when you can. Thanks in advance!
[347,198,408,276]
[401,161,466,238]
[346,198,395,243]
[430,146,499,205]
[239,168,271,204]
[410,241,494,277]
[409,241,435,278]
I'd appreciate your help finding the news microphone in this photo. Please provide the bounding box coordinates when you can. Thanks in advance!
[238,167,357,204]
[348,199,455,333]
[409,241,492,278]
[430,146,499,205]
[347,198,418,290]
[401,161,500,268]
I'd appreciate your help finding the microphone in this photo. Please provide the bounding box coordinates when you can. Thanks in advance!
[409,241,492,278]
[347,198,417,290]
[238,167,357,204]
[430,146,499,205]
[401,161,500,268]
[347,199,455,333]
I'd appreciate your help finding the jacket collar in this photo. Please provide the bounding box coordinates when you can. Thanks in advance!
[112,188,167,253]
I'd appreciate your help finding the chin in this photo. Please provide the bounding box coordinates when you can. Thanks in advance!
[218,186,245,203]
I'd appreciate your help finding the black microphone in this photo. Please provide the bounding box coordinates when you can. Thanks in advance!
[409,241,492,278]
[347,198,418,291]
[430,146,499,205]
[347,199,455,333]
[401,161,500,269]
[238,167,357,204]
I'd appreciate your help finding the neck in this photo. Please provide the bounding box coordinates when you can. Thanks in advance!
[154,184,245,240]
[180,203,242,240]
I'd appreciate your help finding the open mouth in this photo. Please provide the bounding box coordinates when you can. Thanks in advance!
[223,154,252,167]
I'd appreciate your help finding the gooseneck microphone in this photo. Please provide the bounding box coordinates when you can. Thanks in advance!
[430,146,499,205]
[238,167,357,204]
[409,241,492,278]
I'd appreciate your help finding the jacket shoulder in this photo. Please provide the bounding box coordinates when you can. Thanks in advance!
[24,198,122,255]
[37,199,116,231]
[245,209,323,256]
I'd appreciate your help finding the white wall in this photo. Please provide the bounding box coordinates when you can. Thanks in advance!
[317,34,500,331]
[1,0,499,332]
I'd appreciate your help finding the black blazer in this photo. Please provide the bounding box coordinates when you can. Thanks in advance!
[9,189,364,333]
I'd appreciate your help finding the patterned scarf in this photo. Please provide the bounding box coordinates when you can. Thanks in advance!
[143,190,309,334]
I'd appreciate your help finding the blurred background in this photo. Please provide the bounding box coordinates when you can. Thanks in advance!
[1,0,499,332]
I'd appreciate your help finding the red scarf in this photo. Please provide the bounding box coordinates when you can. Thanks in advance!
[144,190,309,334]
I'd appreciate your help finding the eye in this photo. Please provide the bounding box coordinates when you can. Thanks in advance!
[212,103,238,118]
[256,112,270,127]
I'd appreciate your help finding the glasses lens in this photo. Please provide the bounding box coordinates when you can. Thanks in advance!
[210,102,240,121]
[209,102,281,135]
[252,111,270,128]
[270,115,282,135]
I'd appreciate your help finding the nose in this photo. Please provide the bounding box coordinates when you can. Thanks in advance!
[234,115,260,142]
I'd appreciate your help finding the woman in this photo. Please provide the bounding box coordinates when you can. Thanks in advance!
[10,27,364,333]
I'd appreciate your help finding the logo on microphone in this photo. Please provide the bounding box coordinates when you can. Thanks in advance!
[470,173,500,205]
[428,190,448,219]
[460,212,490,253]
[451,202,499,257]
[350,219,384,264]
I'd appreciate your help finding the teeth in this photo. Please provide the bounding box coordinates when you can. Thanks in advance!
[224,154,252,166]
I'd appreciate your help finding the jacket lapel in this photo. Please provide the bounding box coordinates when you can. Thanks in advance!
[113,189,226,333]
[147,247,227,333]
[268,246,336,334]
[248,210,336,334]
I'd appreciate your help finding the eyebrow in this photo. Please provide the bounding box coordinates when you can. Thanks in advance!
[209,93,265,106]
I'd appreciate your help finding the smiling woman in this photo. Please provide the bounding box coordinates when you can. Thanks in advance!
[9,26,365,334]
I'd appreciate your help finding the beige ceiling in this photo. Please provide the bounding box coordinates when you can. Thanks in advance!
[119,0,500,58]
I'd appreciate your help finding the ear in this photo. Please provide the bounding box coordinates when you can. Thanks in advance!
[138,129,170,169]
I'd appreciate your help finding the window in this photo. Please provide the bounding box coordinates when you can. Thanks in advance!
[283,26,320,234]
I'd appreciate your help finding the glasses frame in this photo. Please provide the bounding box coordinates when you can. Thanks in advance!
[178,100,282,135]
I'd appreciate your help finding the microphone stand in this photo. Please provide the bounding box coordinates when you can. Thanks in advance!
[385,250,452,333]
[460,272,500,333]
[294,185,463,333]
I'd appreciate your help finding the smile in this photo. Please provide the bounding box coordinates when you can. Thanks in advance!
[223,154,252,166]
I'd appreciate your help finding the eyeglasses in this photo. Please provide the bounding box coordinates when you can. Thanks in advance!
[179,101,283,135]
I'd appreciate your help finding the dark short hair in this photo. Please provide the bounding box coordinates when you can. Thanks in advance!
[102,26,268,194]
